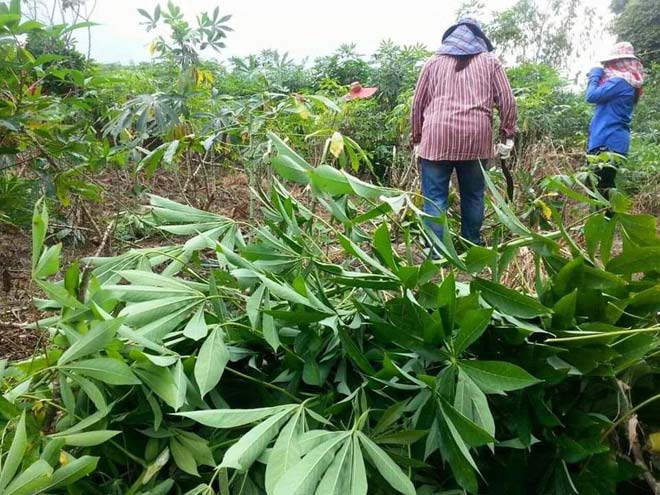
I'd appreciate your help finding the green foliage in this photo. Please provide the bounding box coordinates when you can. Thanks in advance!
[369,40,430,108]
[25,26,87,95]
[507,63,591,146]
[311,44,373,87]
[2,135,659,494]
[487,0,599,69]
[610,0,660,64]
[0,173,38,226]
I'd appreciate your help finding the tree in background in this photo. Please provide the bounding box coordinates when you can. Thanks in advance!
[311,43,373,87]
[23,0,97,59]
[485,0,603,70]
[25,27,87,94]
[609,0,660,64]
[370,40,430,108]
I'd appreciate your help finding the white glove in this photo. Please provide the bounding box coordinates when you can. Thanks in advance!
[413,145,419,158]
[495,139,514,159]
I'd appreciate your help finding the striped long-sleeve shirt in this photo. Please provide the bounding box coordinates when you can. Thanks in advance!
[411,52,517,161]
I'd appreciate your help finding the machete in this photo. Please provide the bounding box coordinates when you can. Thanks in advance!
[501,157,514,202]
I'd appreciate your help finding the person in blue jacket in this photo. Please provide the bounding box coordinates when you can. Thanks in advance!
[586,42,644,199]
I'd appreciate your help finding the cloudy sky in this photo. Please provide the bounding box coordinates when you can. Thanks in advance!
[76,0,612,73]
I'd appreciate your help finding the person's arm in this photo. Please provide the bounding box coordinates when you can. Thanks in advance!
[411,60,432,145]
[492,59,517,140]
[585,68,631,104]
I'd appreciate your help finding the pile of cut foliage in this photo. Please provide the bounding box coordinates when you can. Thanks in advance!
[0,135,659,494]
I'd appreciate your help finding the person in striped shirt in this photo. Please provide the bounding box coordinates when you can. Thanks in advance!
[411,17,517,247]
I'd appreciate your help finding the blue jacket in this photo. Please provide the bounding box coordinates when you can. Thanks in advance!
[586,67,636,155]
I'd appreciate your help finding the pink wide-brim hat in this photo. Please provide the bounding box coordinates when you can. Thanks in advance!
[345,82,378,100]
[600,42,638,63]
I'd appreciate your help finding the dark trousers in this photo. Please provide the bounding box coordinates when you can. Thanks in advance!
[419,158,485,245]
[588,147,622,200]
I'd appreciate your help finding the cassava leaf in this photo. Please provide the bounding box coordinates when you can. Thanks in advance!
[357,432,416,495]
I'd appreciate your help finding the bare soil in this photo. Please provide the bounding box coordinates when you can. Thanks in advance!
[0,166,254,361]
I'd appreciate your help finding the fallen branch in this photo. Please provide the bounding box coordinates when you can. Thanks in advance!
[0,321,28,329]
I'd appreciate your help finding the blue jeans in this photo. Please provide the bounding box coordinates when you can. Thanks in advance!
[420,159,485,245]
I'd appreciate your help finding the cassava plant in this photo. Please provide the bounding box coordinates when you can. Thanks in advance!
[0,134,659,494]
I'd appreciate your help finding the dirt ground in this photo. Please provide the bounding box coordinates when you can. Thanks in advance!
[0,167,254,361]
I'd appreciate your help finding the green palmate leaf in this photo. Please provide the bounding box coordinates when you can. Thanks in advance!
[42,455,98,491]
[262,289,280,351]
[116,268,205,292]
[339,328,375,375]
[33,243,61,279]
[221,408,295,471]
[134,302,201,341]
[118,295,202,329]
[31,198,47,272]
[298,431,337,454]
[256,273,330,312]
[268,132,313,174]
[459,360,541,394]
[61,358,141,386]
[357,432,416,495]
[195,328,230,398]
[50,408,110,437]
[552,290,577,329]
[64,262,80,296]
[465,246,497,274]
[373,430,427,445]
[183,305,209,341]
[454,371,495,438]
[175,405,294,428]
[315,438,352,495]
[438,272,457,331]
[453,308,493,356]
[148,195,231,227]
[439,397,494,447]
[173,360,187,411]
[303,360,323,386]
[618,213,658,246]
[0,411,27,491]
[273,433,349,495]
[373,223,398,271]
[57,319,121,365]
[246,284,265,329]
[606,247,660,275]
[309,165,353,196]
[171,438,199,476]
[134,362,179,409]
[437,417,479,493]
[350,437,368,495]
[40,439,66,467]
[338,233,396,277]
[265,410,303,494]
[4,460,53,495]
[373,400,409,436]
[35,280,84,309]
[272,155,311,184]
[471,278,550,318]
[584,214,609,261]
[59,430,120,447]
[177,431,215,468]
[69,374,108,410]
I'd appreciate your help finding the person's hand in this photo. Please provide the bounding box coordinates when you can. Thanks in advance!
[587,66,604,80]
[413,145,419,158]
[495,139,514,159]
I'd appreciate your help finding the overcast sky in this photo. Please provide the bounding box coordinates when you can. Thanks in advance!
[80,0,613,74]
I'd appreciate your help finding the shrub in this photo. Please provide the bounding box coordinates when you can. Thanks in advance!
[2,135,659,494]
